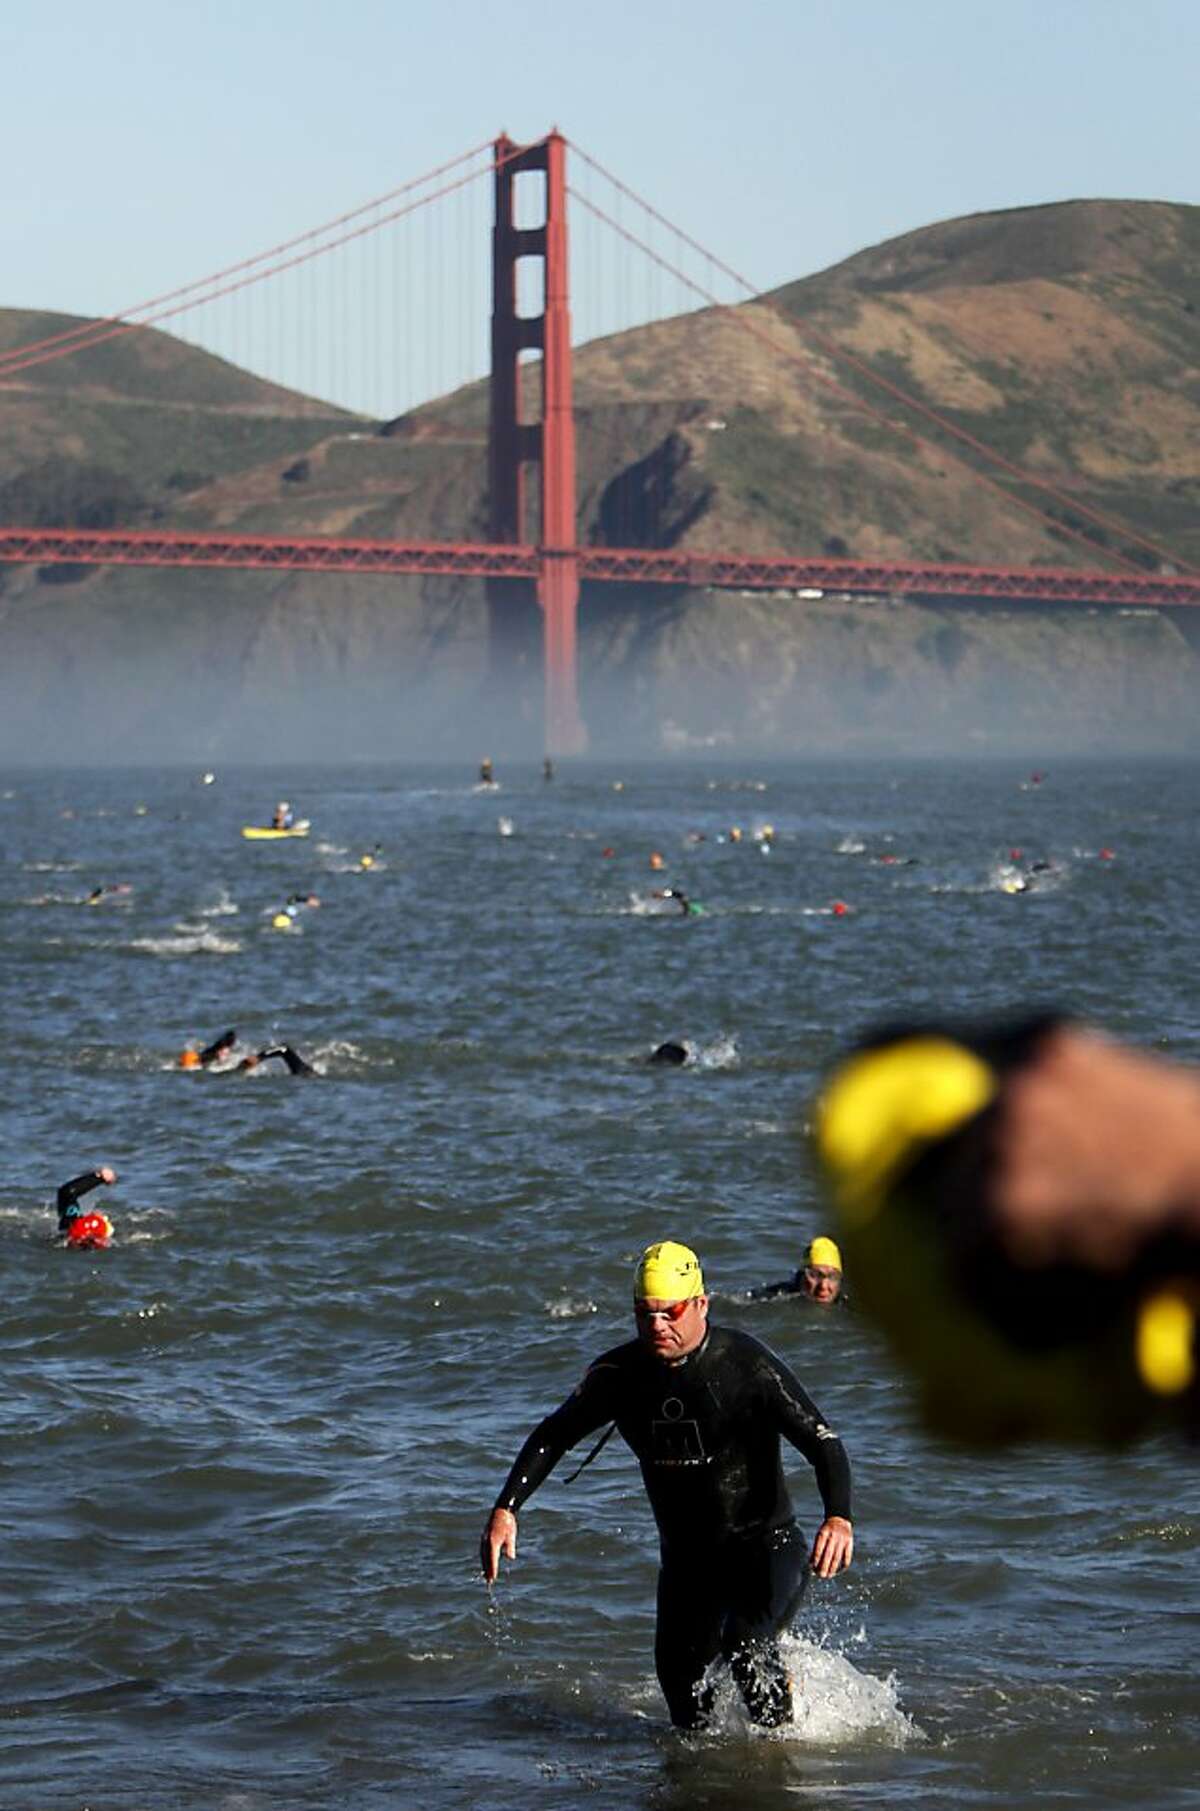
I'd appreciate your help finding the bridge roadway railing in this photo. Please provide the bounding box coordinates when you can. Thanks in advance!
[0,528,1197,610]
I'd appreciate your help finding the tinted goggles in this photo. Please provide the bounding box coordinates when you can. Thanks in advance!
[635,1298,693,1323]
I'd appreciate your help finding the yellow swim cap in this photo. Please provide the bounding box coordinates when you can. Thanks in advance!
[806,1236,842,1272]
[635,1241,705,1301]
[179,1049,200,1070]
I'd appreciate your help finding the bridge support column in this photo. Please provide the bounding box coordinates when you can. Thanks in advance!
[539,550,586,754]
[489,129,587,754]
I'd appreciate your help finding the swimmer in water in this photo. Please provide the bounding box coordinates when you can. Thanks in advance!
[653,888,700,918]
[56,1166,117,1248]
[648,1041,689,1067]
[86,884,132,905]
[480,1241,853,1730]
[750,1237,845,1305]
[179,1027,238,1070]
[237,1045,315,1076]
[479,757,494,785]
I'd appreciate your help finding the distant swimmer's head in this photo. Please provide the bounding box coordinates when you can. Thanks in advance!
[648,1041,688,1067]
[179,1048,201,1070]
[65,1212,113,1250]
[634,1241,708,1358]
[801,1235,843,1303]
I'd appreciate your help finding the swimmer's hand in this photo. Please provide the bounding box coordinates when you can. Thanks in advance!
[97,1166,117,1187]
[481,1507,517,1583]
[989,1027,1200,1269]
[810,1515,853,1579]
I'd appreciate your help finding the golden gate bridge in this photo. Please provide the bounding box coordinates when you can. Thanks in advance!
[1,131,1196,752]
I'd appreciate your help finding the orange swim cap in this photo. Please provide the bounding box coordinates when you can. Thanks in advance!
[179,1049,201,1069]
[65,1212,113,1249]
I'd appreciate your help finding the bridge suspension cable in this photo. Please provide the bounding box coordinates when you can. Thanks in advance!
[567,185,1149,575]
[567,138,1192,577]
[0,139,499,378]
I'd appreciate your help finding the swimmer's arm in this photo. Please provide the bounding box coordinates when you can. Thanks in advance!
[762,1357,854,1570]
[745,1277,798,1302]
[258,1046,315,1076]
[198,1029,236,1066]
[56,1166,116,1226]
[481,1365,620,1580]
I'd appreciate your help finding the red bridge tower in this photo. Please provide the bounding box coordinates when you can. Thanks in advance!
[488,131,586,755]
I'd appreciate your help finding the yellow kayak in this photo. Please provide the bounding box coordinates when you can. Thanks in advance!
[241,821,310,840]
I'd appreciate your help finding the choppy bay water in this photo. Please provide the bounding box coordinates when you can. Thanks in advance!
[0,758,1196,1811]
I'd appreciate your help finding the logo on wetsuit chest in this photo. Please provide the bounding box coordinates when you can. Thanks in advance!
[650,1395,710,1467]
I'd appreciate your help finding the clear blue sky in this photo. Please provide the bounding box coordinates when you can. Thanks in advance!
[4,0,1197,412]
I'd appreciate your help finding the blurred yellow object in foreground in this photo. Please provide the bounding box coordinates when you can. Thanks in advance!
[813,1020,1198,1447]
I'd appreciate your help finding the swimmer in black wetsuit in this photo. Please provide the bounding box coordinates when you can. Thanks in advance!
[57,1166,117,1248]
[179,1028,237,1070]
[481,1240,853,1730]
[237,1045,315,1076]
[648,1041,689,1067]
[750,1237,845,1305]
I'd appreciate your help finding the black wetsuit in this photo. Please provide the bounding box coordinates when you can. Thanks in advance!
[56,1171,108,1234]
[748,1273,848,1304]
[494,1324,852,1728]
[747,1274,806,1301]
[198,1028,237,1067]
[249,1045,314,1076]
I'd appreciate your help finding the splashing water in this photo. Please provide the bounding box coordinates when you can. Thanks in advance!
[128,926,242,956]
[702,1632,920,1747]
[199,886,240,917]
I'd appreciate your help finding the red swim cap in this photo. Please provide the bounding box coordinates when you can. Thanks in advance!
[65,1212,113,1250]
[831,900,850,917]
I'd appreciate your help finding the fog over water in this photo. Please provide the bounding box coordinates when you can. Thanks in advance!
[0,571,1197,764]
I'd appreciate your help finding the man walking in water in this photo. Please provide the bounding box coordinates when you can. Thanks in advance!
[480,1241,853,1729]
